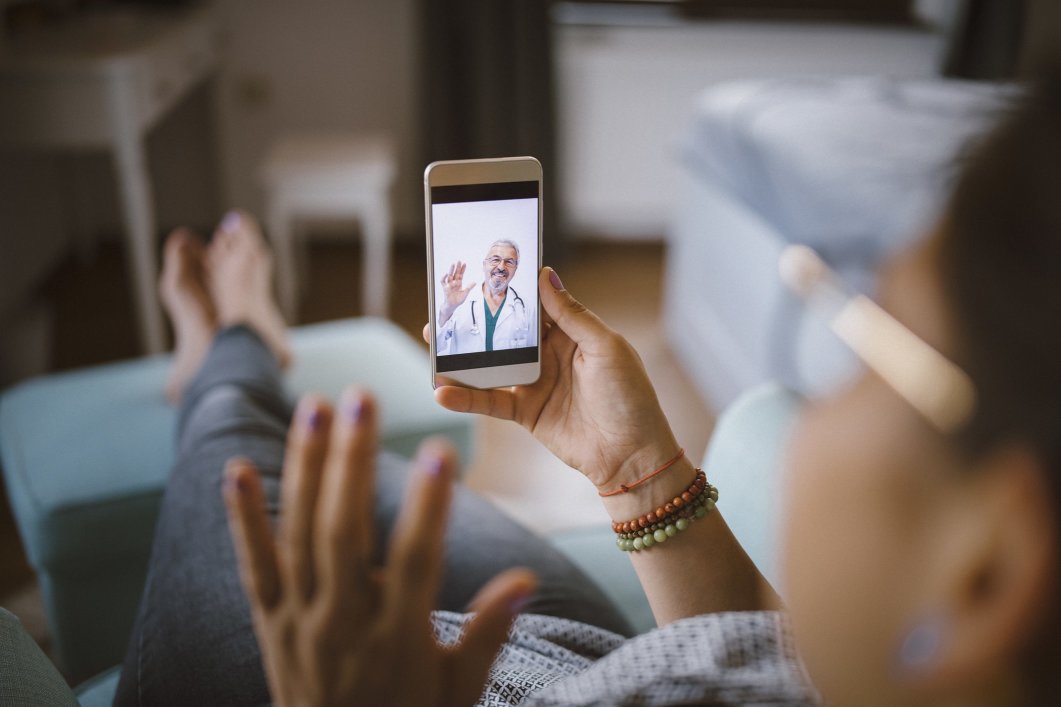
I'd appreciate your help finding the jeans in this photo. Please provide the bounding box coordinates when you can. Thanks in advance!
[114,326,632,706]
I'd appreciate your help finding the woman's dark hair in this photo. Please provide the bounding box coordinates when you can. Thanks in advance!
[938,70,1061,698]
[941,72,1061,484]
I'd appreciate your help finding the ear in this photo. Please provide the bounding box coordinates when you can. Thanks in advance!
[927,445,1058,690]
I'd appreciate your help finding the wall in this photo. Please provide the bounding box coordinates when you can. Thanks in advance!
[554,17,948,239]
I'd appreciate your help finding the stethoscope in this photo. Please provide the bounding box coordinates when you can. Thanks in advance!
[469,287,526,336]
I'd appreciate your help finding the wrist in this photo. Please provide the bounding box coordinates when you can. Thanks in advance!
[598,454,700,522]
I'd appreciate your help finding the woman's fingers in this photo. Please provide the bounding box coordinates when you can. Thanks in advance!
[448,568,538,706]
[224,458,282,611]
[278,396,332,602]
[315,389,379,595]
[538,267,613,350]
[434,385,517,422]
[383,440,458,620]
[423,322,431,344]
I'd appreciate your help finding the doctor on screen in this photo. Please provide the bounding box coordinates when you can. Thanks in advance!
[437,240,535,355]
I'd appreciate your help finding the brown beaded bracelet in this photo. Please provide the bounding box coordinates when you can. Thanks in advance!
[611,469,707,534]
[613,480,719,552]
[617,485,712,538]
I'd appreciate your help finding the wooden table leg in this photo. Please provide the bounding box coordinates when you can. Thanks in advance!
[113,129,166,354]
[361,199,391,317]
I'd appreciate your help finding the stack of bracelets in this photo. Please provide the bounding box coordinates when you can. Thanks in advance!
[611,469,719,552]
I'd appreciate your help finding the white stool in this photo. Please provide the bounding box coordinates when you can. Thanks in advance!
[261,134,397,320]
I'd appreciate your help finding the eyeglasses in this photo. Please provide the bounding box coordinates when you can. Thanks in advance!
[779,245,977,434]
[485,256,519,268]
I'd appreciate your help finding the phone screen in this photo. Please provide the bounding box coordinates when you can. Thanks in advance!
[431,180,540,373]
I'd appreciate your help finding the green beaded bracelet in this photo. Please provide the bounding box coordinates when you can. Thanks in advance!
[614,482,718,552]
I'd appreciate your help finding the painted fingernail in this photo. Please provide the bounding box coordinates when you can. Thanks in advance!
[221,210,241,232]
[424,456,444,477]
[509,593,532,614]
[224,472,245,495]
[304,407,322,431]
[548,268,564,290]
[344,398,365,424]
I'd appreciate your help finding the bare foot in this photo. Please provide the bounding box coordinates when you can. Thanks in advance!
[207,210,293,368]
[159,228,218,403]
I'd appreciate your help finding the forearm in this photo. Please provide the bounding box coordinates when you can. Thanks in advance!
[600,456,776,625]
[438,304,456,328]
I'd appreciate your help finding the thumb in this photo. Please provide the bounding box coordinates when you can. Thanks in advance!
[539,267,614,347]
[447,568,537,705]
[461,281,476,295]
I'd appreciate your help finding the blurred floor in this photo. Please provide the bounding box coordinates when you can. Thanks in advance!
[0,235,714,666]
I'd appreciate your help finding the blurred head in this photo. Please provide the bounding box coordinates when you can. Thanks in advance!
[483,240,519,296]
[781,75,1061,706]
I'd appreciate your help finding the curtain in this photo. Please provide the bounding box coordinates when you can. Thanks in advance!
[942,0,1028,79]
[417,0,566,257]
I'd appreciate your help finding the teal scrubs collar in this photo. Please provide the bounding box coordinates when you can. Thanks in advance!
[483,292,507,352]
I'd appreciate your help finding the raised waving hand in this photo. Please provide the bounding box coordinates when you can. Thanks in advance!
[223,391,536,707]
[439,260,476,325]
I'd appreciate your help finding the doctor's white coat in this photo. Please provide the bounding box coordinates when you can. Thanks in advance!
[437,285,535,355]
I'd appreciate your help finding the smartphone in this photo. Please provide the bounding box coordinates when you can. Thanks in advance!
[425,156,542,389]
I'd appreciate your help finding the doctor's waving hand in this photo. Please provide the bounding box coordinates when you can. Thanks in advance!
[437,240,534,355]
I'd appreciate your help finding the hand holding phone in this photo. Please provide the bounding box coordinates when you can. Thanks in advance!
[425,157,543,389]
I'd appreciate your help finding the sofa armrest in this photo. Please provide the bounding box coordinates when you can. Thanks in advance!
[701,382,803,594]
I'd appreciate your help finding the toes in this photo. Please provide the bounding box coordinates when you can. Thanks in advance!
[216,209,267,249]
[163,228,211,287]
[163,229,192,265]
[165,226,196,248]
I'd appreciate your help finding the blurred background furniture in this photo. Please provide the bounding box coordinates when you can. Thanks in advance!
[0,3,222,355]
[261,134,397,321]
[0,380,802,705]
[664,76,1013,412]
[0,317,472,683]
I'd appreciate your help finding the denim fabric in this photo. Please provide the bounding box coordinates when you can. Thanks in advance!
[115,326,631,706]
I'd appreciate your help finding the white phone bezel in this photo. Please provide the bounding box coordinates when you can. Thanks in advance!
[425,156,543,390]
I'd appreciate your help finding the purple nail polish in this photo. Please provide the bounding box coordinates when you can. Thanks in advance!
[344,399,365,424]
[221,210,241,232]
[509,594,532,614]
[425,457,444,477]
[548,268,564,290]
[304,407,322,431]
[224,473,245,495]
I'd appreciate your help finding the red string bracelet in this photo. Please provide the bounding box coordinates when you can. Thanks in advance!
[598,448,685,497]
